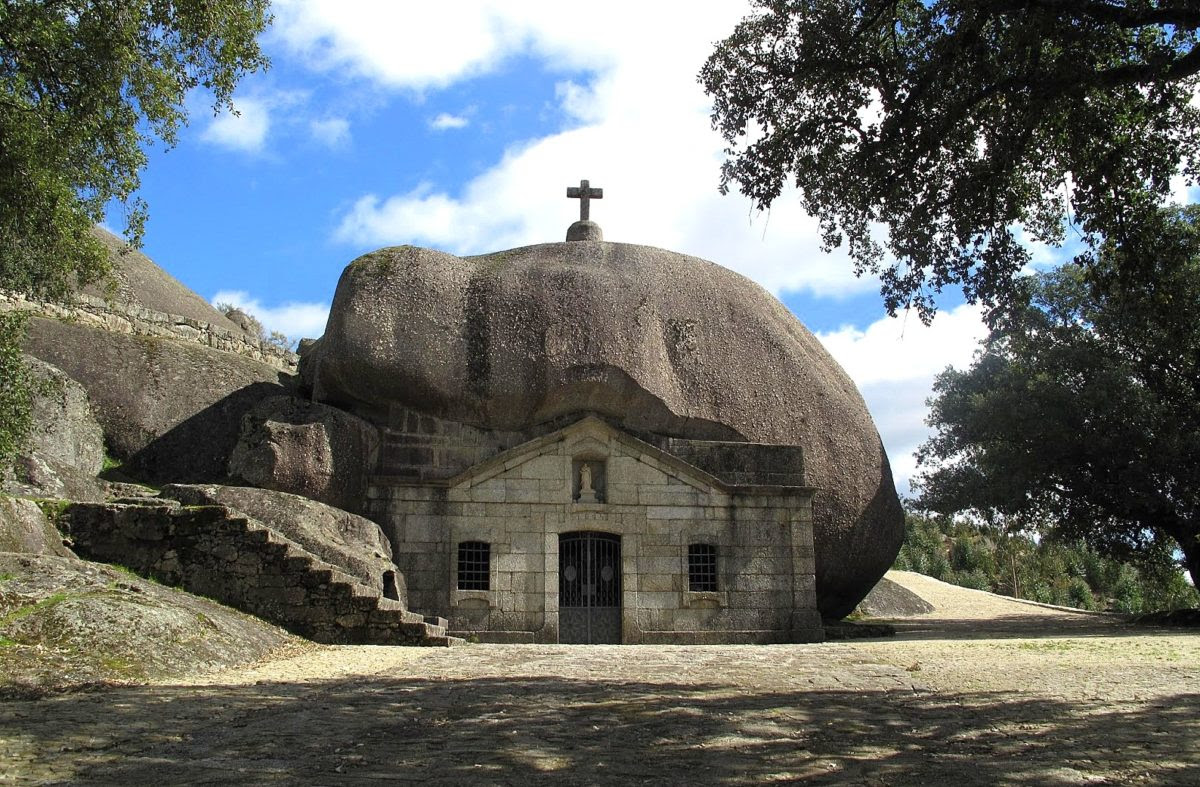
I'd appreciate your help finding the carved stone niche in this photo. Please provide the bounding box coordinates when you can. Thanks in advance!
[571,457,607,503]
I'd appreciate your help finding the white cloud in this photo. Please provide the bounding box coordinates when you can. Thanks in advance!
[270,0,627,92]
[309,4,874,298]
[211,290,330,340]
[275,1,991,488]
[429,112,470,131]
[201,97,272,153]
[817,304,989,494]
[310,116,350,147]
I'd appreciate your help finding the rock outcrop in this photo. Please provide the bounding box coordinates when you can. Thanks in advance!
[301,241,904,618]
[23,357,104,472]
[1,494,298,693]
[855,576,935,618]
[22,316,288,484]
[227,396,380,514]
[85,227,250,334]
[0,498,74,557]
[0,552,297,693]
[2,357,106,502]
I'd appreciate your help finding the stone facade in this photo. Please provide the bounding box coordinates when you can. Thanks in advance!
[368,416,824,644]
[301,239,904,620]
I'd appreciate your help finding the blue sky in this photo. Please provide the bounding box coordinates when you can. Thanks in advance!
[118,1,1001,494]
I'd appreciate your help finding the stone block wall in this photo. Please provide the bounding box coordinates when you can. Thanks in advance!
[0,290,297,373]
[62,500,455,646]
[661,439,807,487]
[367,417,824,644]
[374,407,812,491]
[376,404,525,481]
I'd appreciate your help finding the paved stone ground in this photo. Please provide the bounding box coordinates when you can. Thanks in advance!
[2,572,1198,785]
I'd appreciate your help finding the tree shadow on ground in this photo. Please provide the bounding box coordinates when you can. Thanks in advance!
[2,675,1195,785]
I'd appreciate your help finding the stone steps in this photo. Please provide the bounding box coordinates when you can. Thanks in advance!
[62,501,459,647]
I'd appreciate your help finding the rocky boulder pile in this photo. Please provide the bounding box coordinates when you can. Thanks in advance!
[227,396,380,514]
[22,317,288,483]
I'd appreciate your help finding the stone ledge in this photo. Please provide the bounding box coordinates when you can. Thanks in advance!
[638,629,801,645]
[449,630,537,643]
[0,289,298,373]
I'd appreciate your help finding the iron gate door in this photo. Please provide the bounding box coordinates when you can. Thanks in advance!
[559,532,622,644]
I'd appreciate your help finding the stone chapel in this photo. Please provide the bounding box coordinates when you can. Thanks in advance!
[290,180,905,645]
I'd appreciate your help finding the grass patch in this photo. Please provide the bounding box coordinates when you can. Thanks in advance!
[104,564,165,592]
[1016,640,1078,652]
[32,499,71,522]
[0,591,73,627]
[99,655,136,673]
[98,462,153,484]
[0,572,14,582]
[349,250,397,278]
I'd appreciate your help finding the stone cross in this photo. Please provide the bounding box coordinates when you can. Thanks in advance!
[567,179,603,221]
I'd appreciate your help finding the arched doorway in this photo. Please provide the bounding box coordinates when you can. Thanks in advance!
[559,531,622,644]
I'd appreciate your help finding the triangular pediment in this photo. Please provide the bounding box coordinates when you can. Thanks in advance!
[447,414,724,493]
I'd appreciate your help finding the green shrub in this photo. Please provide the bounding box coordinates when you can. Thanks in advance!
[0,312,33,468]
[1067,577,1096,610]
[1111,567,1144,614]
[956,569,991,591]
[895,509,1196,614]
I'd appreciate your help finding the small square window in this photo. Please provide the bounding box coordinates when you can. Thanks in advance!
[688,543,718,592]
[457,541,490,591]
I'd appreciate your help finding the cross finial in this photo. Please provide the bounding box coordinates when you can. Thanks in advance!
[567,179,603,221]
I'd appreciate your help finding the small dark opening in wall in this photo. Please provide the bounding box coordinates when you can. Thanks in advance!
[383,570,400,600]
[688,543,718,592]
[457,541,491,590]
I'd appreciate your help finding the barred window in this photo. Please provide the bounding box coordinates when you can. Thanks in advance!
[457,541,491,591]
[688,543,718,592]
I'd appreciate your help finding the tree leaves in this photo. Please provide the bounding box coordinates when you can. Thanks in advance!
[0,0,269,468]
[915,206,1200,587]
[702,0,1200,320]
[0,0,270,301]
[0,312,32,466]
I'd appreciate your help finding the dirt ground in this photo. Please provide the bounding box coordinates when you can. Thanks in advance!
[1,571,1197,785]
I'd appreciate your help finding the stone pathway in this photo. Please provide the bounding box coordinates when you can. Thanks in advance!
[2,572,1198,785]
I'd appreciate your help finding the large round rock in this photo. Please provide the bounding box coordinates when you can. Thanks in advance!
[304,241,903,618]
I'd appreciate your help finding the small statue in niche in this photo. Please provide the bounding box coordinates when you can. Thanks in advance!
[578,462,598,503]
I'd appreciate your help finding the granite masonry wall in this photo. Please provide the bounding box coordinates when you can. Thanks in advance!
[0,291,298,373]
[366,418,824,644]
[376,403,526,481]
[62,499,456,646]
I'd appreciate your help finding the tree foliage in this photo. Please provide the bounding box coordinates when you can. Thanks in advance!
[0,0,269,470]
[914,206,1200,588]
[0,311,32,466]
[215,301,295,351]
[0,0,270,301]
[895,512,1199,613]
[702,0,1200,320]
